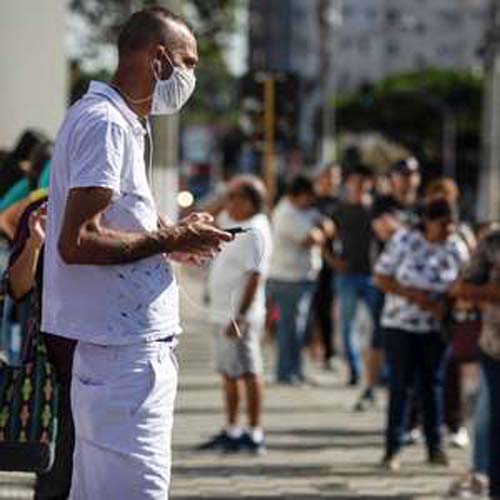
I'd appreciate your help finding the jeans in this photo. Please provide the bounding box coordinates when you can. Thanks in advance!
[336,274,379,378]
[472,366,490,474]
[384,328,447,455]
[267,279,315,383]
[480,350,500,496]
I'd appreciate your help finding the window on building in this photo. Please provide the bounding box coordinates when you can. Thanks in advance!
[438,9,462,28]
[366,6,377,20]
[386,7,400,26]
[359,36,370,53]
[342,4,353,18]
[386,40,400,56]
[414,55,427,68]
[338,71,351,90]
[341,37,352,50]
[415,21,427,35]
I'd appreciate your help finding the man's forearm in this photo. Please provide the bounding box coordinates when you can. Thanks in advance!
[59,224,181,265]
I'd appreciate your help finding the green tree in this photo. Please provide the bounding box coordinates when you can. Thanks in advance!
[335,69,483,191]
[69,0,242,124]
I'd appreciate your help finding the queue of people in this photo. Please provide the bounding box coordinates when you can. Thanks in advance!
[196,157,500,499]
[0,8,498,500]
[1,129,499,498]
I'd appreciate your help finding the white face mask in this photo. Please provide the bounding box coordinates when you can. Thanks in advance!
[151,53,196,115]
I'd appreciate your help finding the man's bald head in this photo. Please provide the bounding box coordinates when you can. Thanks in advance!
[117,7,194,58]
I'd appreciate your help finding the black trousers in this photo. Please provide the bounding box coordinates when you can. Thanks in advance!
[313,269,336,360]
[384,328,447,455]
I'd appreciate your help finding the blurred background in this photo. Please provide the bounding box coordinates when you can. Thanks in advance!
[1,0,499,219]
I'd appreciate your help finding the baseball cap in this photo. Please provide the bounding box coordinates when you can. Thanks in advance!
[390,157,420,175]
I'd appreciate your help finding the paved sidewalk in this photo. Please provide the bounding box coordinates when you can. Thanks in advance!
[0,268,471,499]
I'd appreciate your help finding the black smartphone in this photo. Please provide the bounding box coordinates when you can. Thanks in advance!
[223,227,249,235]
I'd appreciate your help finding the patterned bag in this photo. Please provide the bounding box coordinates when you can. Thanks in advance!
[0,333,59,472]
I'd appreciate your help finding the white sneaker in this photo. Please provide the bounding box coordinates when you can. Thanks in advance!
[450,427,470,449]
[402,428,424,446]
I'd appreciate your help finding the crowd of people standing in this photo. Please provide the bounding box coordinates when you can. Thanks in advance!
[199,157,500,499]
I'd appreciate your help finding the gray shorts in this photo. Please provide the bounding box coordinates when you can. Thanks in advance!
[213,320,264,378]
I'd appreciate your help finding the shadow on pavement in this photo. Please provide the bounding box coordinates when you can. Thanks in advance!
[171,495,415,500]
[175,406,352,416]
[172,464,333,478]
[267,428,383,438]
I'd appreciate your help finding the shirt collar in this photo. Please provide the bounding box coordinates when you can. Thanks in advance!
[87,81,146,137]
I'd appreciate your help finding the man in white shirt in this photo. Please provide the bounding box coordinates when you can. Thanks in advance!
[42,7,231,499]
[268,175,332,384]
[200,175,272,454]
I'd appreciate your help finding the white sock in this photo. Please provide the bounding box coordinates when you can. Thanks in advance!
[226,425,243,439]
[249,427,264,443]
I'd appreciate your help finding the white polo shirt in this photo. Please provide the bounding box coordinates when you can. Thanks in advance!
[42,81,181,345]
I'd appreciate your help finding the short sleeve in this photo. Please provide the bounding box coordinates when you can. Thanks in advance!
[243,222,273,275]
[374,229,409,277]
[69,119,126,192]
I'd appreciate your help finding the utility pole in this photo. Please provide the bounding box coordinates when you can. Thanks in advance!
[442,107,457,180]
[263,77,276,202]
[319,0,342,164]
[150,0,181,219]
[478,0,500,221]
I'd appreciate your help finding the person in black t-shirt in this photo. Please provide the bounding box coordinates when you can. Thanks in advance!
[313,164,342,369]
[323,166,378,385]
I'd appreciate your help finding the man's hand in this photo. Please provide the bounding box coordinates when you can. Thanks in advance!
[161,212,233,259]
[318,218,336,239]
[224,317,246,339]
[321,246,348,273]
[161,212,231,266]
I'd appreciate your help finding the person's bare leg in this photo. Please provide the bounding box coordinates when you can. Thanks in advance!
[223,375,242,427]
[244,373,263,428]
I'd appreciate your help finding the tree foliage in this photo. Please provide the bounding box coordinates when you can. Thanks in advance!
[69,0,243,123]
[335,69,483,185]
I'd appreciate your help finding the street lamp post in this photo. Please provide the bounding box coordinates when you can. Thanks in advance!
[478,0,500,221]
[319,0,342,164]
[254,72,277,203]
[150,0,181,220]
[263,76,277,202]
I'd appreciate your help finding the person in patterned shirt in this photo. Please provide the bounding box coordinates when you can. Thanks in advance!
[374,198,470,471]
[451,227,500,499]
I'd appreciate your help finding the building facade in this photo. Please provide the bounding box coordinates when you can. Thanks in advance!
[0,0,67,148]
[335,0,491,91]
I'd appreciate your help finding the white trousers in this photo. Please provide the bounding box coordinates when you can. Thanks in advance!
[69,339,178,500]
